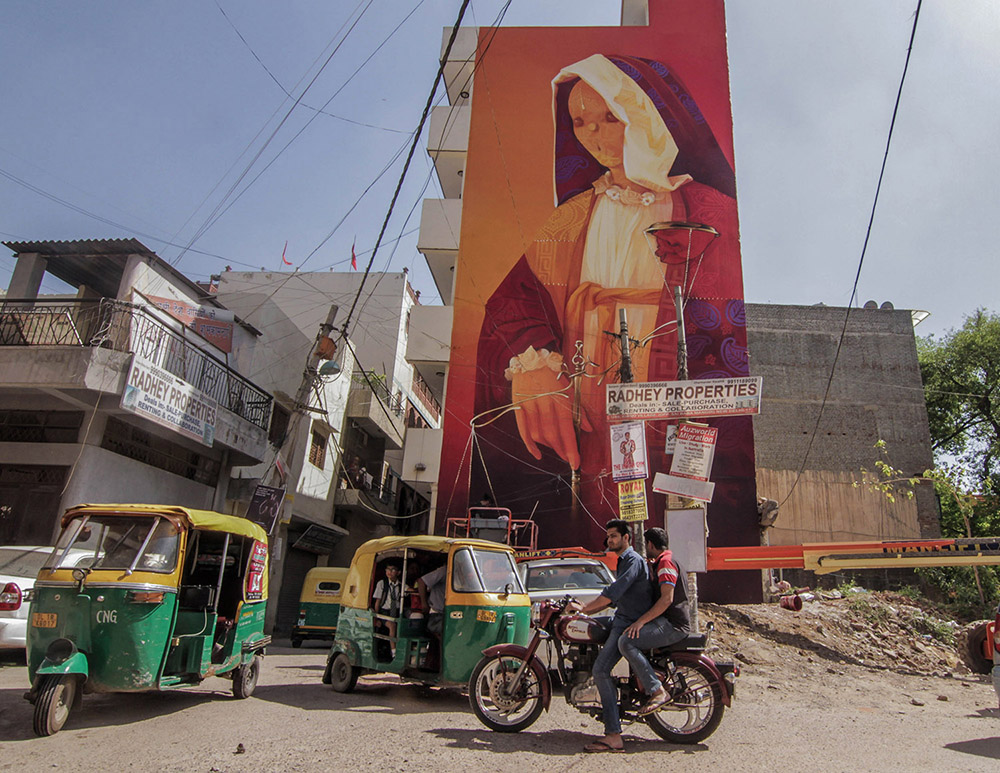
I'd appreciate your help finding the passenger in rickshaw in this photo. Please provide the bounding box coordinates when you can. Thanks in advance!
[372,559,403,656]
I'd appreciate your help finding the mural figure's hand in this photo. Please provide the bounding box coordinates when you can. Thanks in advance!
[510,369,591,469]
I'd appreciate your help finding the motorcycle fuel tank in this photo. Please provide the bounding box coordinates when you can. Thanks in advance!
[556,614,610,644]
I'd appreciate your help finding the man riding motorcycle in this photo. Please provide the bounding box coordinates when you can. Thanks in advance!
[620,527,691,716]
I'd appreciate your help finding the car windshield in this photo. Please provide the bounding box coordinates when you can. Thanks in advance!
[0,548,51,579]
[47,516,180,574]
[525,562,613,591]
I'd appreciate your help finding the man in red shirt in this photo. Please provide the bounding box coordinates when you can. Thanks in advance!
[618,527,691,716]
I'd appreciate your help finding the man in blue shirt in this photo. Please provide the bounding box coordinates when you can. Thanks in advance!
[567,519,652,753]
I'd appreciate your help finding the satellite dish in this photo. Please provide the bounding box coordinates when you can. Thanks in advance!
[318,360,341,377]
[863,300,878,309]
[880,301,894,310]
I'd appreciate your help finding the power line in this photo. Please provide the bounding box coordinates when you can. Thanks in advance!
[337,0,473,343]
[780,0,923,508]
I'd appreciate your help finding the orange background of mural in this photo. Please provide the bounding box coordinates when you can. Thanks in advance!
[439,0,736,515]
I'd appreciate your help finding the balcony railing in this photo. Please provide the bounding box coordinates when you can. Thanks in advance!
[349,372,405,417]
[0,298,272,430]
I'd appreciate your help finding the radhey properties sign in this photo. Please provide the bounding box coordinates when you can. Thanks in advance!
[606,377,762,421]
[121,353,218,447]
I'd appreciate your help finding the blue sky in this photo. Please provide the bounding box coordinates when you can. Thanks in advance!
[2,1,997,338]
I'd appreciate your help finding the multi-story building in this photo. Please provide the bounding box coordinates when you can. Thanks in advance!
[0,239,272,544]
[216,269,436,630]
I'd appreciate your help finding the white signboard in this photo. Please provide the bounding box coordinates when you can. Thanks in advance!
[670,424,718,481]
[666,507,708,573]
[121,354,217,447]
[606,377,762,421]
[610,420,648,482]
[652,472,716,503]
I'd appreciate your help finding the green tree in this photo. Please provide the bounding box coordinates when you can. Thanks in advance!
[917,309,1000,616]
[918,309,1000,489]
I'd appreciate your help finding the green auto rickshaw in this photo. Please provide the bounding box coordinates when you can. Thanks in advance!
[291,565,349,647]
[25,504,271,736]
[323,535,530,691]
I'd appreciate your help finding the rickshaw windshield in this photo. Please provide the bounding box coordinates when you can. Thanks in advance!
[47,516,180,574]
[452,548,524,594]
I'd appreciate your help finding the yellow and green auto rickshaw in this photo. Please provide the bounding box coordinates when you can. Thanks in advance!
[291,565,348,648]
[25,504,271,736]
[322,535,530,691]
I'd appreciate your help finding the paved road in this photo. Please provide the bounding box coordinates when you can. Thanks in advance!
[1,641,998,772]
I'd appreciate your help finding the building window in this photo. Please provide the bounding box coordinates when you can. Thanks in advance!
[308,428,328,468]
[100,416,220,486]
[0,410,84,443]
[268,403,291,446]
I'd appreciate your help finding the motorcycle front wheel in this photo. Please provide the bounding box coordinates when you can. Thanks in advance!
[646,660,725,744]
[468,654,545,733]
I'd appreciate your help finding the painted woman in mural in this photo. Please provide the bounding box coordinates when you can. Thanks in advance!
[475,54,752,545]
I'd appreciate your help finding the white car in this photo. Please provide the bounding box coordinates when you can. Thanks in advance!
[518,556,616,608]
[0,546,91,650]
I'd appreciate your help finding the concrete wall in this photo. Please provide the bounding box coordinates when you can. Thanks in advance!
[56,445,215,540]
[746,304,938,541]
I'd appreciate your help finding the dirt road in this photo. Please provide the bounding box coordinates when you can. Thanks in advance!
[0,641,997,772]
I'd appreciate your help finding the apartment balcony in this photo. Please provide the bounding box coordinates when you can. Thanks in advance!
[405,305,452,406]
[442,26,478,107]
[0,298,271,464]
[400,427,442,496]
[346,374,406,450]
[416,198,461,304]
[427,105,470,199]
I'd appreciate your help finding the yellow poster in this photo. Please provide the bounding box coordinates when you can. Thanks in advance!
[618,479,648,522]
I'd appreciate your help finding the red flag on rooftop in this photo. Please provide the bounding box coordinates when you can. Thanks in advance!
[281,240,292,266]
[351,240,357,271]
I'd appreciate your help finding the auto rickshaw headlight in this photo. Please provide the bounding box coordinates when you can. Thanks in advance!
[46,637,77,664]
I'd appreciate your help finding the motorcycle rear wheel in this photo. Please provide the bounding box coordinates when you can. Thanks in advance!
[646,661,725,744]
[469,654,544,733]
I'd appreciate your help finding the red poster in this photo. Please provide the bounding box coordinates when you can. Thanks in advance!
[245,540,268,601]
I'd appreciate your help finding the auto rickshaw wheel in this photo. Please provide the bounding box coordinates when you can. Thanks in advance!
[33,675,77,737]
[329,653,359,693]
[232,656,261,699]
[291,637,303,648]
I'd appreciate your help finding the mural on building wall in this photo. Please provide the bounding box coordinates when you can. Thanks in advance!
[440,1,758,597]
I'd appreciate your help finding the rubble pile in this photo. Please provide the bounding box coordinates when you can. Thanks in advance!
[700,589,967,677]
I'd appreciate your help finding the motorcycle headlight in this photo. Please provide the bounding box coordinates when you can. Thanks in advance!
[530,602,542,627]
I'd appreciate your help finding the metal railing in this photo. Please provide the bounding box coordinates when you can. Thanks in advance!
[0,298,272,430]
[349,372,405,417]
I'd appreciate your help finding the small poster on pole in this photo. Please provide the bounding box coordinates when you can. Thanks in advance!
[610,420,647,482]
[618,479,648,522]
[652,422,719,503]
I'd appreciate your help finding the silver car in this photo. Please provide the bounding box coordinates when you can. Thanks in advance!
[0,546,91,650]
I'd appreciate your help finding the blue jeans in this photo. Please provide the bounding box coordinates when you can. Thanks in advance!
[593,621,629,735]
[618,617,687,695]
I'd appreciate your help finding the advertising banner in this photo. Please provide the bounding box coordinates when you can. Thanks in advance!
[618,479,648,522]
[606,377,762,421]
[121,353,217,447]
[245,484,286,535]
[145,293,234,353]
[610,420,648,482]
[670,423,718,481]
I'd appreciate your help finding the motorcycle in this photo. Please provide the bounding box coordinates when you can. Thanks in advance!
[468,596,737,744]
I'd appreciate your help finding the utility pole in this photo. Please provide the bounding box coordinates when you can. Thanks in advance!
[264,304,338,632]
[617,309,645,558]
[671,285,700,632]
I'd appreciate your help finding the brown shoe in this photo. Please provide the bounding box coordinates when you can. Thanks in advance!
[638,688,669,716]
